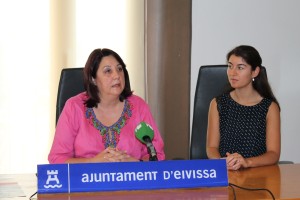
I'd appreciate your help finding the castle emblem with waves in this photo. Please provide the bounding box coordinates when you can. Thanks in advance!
[44,170,62,188]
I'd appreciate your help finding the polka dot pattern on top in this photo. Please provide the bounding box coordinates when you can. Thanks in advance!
[216,93,272,158]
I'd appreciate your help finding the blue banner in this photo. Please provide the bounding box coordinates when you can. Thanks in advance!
[37,159,228,194]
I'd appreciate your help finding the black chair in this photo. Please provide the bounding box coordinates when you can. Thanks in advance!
[190,65,229,159]
[56,68,85,124]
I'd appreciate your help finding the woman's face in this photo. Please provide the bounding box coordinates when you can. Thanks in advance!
[94,55,125,99]
[227,55,258,89]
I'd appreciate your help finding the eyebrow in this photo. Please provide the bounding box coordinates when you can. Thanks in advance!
[102,64,122,69]
[238,63,246,67]
[228,62,247,67]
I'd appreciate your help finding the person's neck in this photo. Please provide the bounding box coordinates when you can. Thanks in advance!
[94,96,124,126]
[231,88,260,106]
[97,96,121,110]
[233,88,255,99]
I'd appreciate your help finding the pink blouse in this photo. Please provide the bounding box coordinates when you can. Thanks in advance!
[48,92,165,163]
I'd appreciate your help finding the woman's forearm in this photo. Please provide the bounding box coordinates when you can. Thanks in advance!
[206,147,221,159]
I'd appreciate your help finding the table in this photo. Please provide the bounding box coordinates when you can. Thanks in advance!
[1,164,300,200]
[228,163,300,199]
[0,174,37,200]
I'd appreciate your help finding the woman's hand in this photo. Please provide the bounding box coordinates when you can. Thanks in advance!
[92,147,139,162]
[225,152,248,170]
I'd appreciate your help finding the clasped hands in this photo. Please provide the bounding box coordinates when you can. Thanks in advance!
[93,147,139,162]
[225,152,249,171]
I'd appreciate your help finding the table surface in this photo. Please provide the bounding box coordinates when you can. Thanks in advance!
[1,163,300,200]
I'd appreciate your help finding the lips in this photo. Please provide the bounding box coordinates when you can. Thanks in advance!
[229,78,238,85]
[230,77,238,82]
[112,83,121,87]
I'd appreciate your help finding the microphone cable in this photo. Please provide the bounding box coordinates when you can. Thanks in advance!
[29,173,37,200]
[29,191,37,200]
[228,182,275,200]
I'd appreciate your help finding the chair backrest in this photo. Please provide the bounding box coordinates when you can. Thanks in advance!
[190,65,229,159]
[56,68,85,124]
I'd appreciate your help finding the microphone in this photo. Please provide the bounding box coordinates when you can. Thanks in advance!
[135,122,158,161]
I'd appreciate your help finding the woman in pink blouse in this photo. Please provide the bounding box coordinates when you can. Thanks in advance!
[48,48,165,164]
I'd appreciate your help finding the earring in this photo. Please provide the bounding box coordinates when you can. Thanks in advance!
[252,78,255,82]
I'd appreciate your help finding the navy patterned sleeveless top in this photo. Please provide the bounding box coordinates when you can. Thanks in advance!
[216,93,272,158]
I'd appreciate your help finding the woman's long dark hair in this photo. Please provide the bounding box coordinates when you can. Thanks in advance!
[226,45,280,109]
[83,48,132,108]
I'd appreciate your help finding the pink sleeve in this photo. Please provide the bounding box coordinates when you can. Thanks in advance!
[48,98,81,164]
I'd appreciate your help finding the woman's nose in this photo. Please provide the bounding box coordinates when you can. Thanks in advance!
[112,69,120,79]
[228,67,237,76]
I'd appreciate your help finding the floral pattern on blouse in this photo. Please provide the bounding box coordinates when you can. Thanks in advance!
[85,100,133,148]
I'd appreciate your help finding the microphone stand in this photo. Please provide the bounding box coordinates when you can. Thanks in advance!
[149,155,158,161]
[143,136,158,161]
